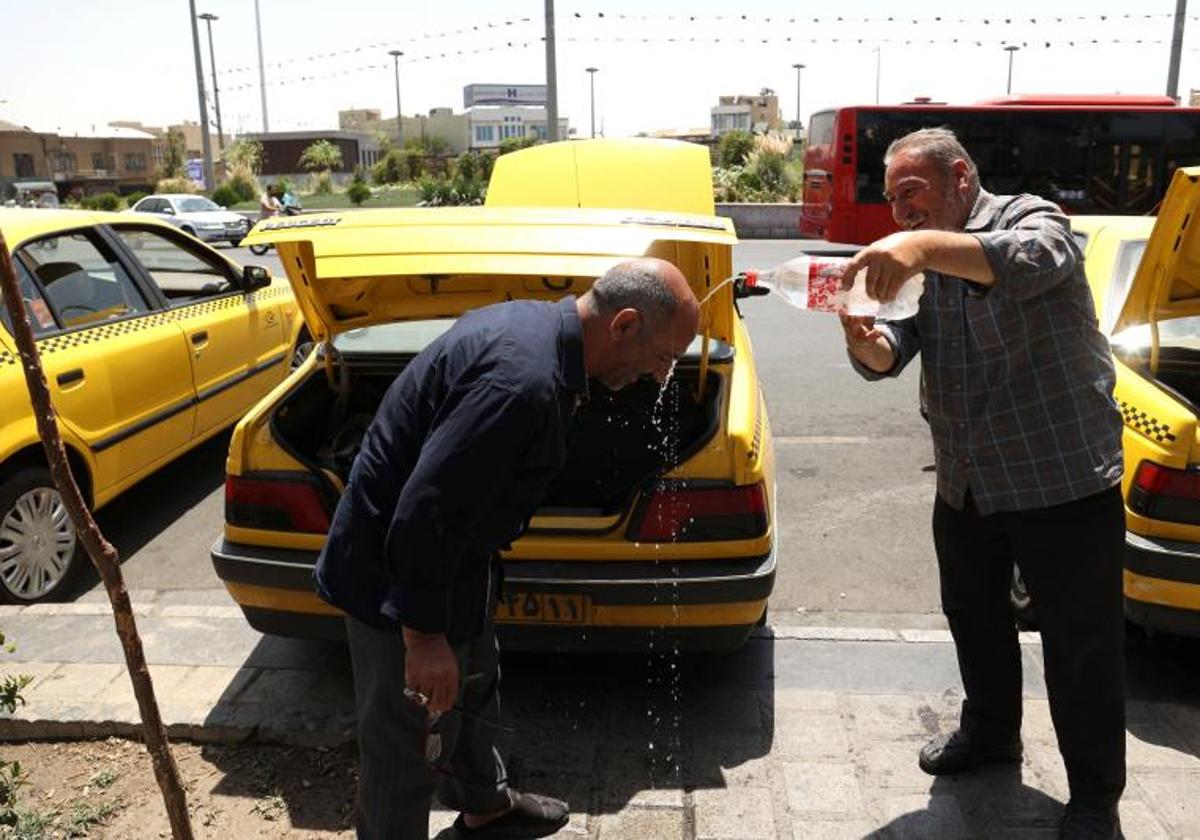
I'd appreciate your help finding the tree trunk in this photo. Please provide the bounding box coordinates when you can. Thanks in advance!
[0,233,193,839]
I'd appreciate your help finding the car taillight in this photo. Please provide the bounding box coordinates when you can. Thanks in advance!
[628,482,767,542]
[1128,461,1200,525]
[225,474,331,533]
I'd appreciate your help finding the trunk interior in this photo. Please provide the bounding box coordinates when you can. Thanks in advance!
[271,359,723,516]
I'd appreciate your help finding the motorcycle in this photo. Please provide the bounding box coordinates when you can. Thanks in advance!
[248,202,302,255]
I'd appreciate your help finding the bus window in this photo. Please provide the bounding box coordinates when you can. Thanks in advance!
[808,111,835,147]
[1009,113,1096,209]
[1163,113,1200,181]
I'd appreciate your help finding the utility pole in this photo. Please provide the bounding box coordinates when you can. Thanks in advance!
[254,0,269,132]
[586,67,598,138]
[874,47,881,104]
[1167,0,1188,101]
[188,0,215,190]
[544,0,559,141]
[791,63,805,133]
[389,50,404,146]
[198,12,225,160]
[1004,45,1019,95]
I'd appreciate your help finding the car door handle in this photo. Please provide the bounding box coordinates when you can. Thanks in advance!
[56,369,84,387]
[191,331,209,345]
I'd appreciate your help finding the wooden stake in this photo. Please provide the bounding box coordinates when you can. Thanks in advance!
[0,232,194,839]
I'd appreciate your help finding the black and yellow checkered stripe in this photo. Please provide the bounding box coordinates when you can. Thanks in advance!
[1119,400,1177,443]
[0,286,292,364]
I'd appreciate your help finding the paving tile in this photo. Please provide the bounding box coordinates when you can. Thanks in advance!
[694,786,775,839]
[100,664,193,705]
[1126,722,1200,771]
[1116,798,1172,840]
[690,736,775,789]
[596,807,684,839]
[791,818,880,839]
[161,665,259,706]
[858,740,933,792]
[1130,770,1200,837]
[34,662,122,699]
[843,693,959,745]
[771,688,841,713]
[771,710,851,759]
[872,793,968,839]
[783,761,865,818]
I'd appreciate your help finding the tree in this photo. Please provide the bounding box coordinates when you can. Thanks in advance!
[224,138,263,175]
[299,139,343,173]
[717,130,755,168]
[0,236,194,837]
[160,129,186,180]
[347,168,372,206]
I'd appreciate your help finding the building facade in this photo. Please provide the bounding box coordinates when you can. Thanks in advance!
[710,91,782,136]
[1,121,161,199]
[240,130,382,179]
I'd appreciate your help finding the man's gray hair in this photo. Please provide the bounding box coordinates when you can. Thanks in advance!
[588,261,679,327]
[884,127,980,189]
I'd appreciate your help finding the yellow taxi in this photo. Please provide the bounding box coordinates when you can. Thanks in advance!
[1063,172,1200,637]
[210,138,777,650]
[0,208,306,603]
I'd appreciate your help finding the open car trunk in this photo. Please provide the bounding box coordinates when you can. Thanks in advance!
[271,356,723,517]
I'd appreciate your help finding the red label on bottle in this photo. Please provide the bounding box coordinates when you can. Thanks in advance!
[805,258,847,313]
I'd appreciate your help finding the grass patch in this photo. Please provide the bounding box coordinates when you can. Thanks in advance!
[231,185,420,212]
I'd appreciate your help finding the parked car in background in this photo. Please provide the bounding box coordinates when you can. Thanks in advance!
[212,138,778,651]
[128,194,250,246]
[0,208,306,604]
[1052,192,1200,638]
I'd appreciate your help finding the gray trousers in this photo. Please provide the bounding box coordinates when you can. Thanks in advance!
[346,610,512,839]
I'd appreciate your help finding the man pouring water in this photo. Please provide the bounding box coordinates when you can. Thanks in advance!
[837,127,1126,840]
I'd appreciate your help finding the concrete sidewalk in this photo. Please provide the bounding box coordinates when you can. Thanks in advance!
[1,599,1198,838]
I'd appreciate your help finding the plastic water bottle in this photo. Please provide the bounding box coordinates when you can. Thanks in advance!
[740,255,924,320]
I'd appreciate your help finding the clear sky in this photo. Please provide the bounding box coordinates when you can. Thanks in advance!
[2,0,1199,139]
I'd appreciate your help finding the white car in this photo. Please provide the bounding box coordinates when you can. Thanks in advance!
[129,194,250,246]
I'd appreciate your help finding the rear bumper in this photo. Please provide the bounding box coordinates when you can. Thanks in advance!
[1123,531,1200,638]
[211,537,775,650]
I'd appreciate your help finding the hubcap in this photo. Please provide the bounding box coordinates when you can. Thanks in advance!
[0,487,75,600]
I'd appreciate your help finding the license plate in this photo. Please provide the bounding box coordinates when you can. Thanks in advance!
[495,592,591,624]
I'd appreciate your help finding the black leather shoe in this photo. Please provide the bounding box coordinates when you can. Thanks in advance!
[1059,802,1122,839]
[918,728,1022,776]
[452,791,569,839]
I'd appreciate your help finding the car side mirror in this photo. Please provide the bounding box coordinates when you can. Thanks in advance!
[242,264,271,291]
[162,206,175,215]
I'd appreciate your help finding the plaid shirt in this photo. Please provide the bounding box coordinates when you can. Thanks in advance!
[854,190,1124,514]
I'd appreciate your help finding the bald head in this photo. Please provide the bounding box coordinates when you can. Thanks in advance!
[577,258,700,390]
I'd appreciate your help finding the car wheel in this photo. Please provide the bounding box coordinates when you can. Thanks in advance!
[290,329,316,370]
[0,467,85,604]
[248,243,271,256]
[1010,564,1037,630]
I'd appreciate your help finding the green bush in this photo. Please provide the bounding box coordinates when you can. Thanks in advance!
[347,169,372,206]
[416,175,453,206]
[718,131,756,168]
[210,184,241,208]
[80,192,122,211]
[224,172,259,203]
[123,190,148,208]
[155,177,198,194]
[310,171,334,195]
[372,148,412,185]
[498,136,538,156]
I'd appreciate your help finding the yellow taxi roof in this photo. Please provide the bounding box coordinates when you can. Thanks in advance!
[0,207,172,248]
[1114,166,1200,333]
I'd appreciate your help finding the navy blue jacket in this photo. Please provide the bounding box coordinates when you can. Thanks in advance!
[314,297,588,643]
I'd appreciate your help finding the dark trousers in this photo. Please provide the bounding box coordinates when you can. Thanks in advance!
[932,485,1126,809]
[346,609,512,840]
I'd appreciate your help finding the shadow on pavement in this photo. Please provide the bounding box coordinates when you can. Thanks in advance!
[499,635,775,816]
[1124,625,1200,761]
[63,429,231,597]
[866,769,1064,839]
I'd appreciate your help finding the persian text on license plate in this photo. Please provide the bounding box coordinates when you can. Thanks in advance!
[495,592,591,624]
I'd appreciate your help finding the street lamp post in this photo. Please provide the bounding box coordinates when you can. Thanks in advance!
[1004,45,1020,95]
[187,0,215,190]
[791,63,805,133]
[198,12,225,160]
[254,0,269,132]
[389,50,404,146]
[585,67,598,138]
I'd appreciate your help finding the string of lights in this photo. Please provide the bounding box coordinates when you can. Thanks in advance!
[569,10,1192,26]
[562,35,1197,49]
[219,16,534,76]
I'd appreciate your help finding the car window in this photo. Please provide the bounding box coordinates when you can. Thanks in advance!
[1102,239,1148,334]
[0,258,57,337]
[175,197,220,213]
[18,232,150,329]
[113,227,233,303]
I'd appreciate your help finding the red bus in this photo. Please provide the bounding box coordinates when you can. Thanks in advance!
[800,94,1200,244]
